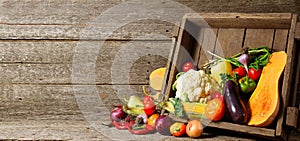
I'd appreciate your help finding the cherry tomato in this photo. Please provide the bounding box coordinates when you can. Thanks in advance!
[232,67,247,78]
[170,122,186,137]
[205,99,225,121]
[148,114,159,128]
[186,120,203,138]
[248,68,262,81]
[182,62,195,72]
[143,96,156,116]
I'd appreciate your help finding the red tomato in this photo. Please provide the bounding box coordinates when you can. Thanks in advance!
[205,99,225,121]
[213,91,224,102]
[182,62,195,72]
[248,68,262,81]
[143,96,156,116]
[186,120,203,138]
[232,67,247,78]
[170,122,186,137]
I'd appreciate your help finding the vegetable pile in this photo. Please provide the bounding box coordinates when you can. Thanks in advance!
[105,46,287,139]
[104,67,206,138]
[169,46,287,127]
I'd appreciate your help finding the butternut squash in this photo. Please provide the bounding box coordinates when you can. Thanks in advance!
[247,51,287,127]
[149,67,166,90]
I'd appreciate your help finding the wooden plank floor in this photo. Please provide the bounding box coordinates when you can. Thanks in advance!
[0,0,299,140]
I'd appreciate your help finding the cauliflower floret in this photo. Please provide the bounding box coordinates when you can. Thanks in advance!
[174,69,219,102]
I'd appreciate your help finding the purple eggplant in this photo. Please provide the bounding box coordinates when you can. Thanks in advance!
[223,80,249,124]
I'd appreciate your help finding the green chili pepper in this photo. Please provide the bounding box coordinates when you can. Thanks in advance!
[238,76,256,94]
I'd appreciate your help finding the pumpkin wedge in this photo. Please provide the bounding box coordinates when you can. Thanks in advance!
[247,51,287,127]
[149,67,166,90]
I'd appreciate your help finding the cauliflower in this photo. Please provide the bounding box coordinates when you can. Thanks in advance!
[173,69,220,102]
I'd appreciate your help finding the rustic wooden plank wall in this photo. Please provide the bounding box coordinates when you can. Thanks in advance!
[0,0,299,140]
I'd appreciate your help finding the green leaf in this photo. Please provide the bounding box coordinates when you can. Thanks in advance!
[225,58,243,67]
[248,46,272,69]
[174,98,184,117]
[220,73,238,88]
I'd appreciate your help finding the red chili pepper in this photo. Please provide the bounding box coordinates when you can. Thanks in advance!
[127,124,156,135]
[112,120,134,130]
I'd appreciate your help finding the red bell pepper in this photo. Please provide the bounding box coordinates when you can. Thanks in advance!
[127,124,156,135]
[112,120,134,130]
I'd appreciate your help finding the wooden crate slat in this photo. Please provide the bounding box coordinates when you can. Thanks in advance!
[160,24,181,101]
[272,29,289,52]
[295,22,300,41]
[184,20,206,66]
[163,19,189,100]
[0,84,147,120]
[193,28,206,68]
[208,122,275,138]
[0,120,110,140]
[200,28,219,61]
[215,28,245,58]
[243,29,274,48]
[185,13,292,29]
[276,14,298,138]
[191,28,204,68]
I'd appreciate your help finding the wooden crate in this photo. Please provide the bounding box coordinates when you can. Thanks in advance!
[160,13,299,140]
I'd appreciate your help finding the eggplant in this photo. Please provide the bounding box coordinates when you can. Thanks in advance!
[223,80,249,124]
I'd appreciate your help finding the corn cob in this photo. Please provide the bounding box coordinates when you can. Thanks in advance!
[164,98,207,119]
[181,102,207,119]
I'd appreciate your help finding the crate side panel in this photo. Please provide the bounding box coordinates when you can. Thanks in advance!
[177,31,197,71]
[193,28,206,69]
[184,21,205,67]
[164,23,193,99]
[215,28,245,58]
[186,13,292,29]
[272,29,289,52]
[208,122,276,138]
[193,28,204,69]
[244,29,275,49]
[276,14,298,138]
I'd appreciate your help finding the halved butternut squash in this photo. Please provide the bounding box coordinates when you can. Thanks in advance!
[247,51,287,127]
[149,67,166,90]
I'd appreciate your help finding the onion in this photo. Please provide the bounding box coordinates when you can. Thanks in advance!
[238,49,250,73]
[110,106,126,121]
[155,115,174,135]
[186,120,203,138]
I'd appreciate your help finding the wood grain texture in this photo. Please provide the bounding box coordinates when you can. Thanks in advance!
[194,27,206,68]
[0,0,296,25]
[0,40,170,84]
[215,28,245,58]
[295,22,300,41]
[0,120,260,140]
[272,29,289,52]
[186,13,292,29]
[0,0,299,140]
[208,122,275,138]
[276,14,298,138]
[0,0,297,40]
[0,120,107,140]
[243,29,274,48]
[201,28,218,60]
[0,84,148,121]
